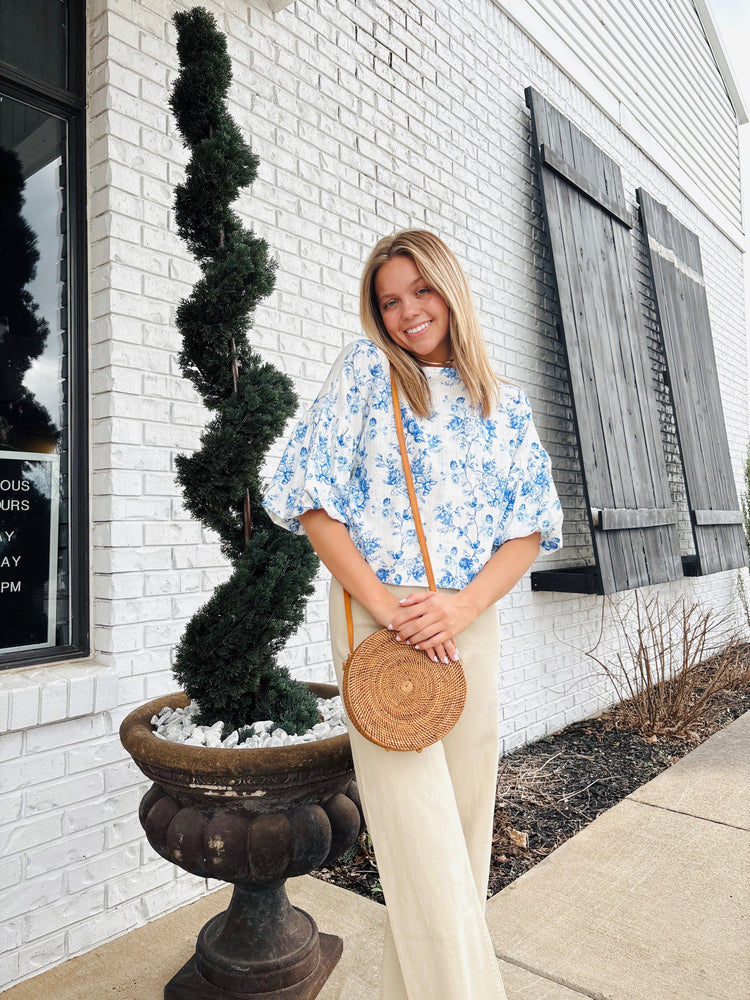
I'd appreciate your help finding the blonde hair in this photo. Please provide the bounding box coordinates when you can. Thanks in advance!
[359,230,499,419]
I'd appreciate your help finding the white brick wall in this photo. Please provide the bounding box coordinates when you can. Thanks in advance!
[1,0,747,989]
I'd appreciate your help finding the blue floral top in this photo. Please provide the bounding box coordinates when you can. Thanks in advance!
[263,339,563,589]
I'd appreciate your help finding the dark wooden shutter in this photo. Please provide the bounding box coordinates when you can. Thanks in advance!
[526,88,683,594]
[638,189,748,575]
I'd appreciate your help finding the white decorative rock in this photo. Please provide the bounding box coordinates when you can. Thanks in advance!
[153,697,348,747]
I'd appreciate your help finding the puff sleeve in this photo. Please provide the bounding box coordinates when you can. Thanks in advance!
[263,343,368,535]
[496,390,563,552]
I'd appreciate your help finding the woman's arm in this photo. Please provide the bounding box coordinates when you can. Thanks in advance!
[298,508,459,663]
[298,508,402,628]
[391,532,541,653]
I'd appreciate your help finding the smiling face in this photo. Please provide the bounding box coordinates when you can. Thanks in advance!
[373,254,452,365]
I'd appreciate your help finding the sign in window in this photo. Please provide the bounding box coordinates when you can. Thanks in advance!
[0,453,59,652]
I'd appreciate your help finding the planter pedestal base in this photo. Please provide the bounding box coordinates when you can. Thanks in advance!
[120,690,360,1000]
[165,933,342,1000]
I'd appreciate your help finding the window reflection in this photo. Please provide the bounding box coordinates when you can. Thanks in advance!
[0,98,66,454]
[0,146,61,451]
[0,95,69,651]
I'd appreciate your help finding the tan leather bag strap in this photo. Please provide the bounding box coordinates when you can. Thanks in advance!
[344,366,435,653]
[389,366,436,591]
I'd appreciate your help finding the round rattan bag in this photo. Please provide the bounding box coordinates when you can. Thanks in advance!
[342,628,467,752]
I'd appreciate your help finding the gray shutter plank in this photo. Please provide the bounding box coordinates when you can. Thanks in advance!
[638,188,748,575]
[542,95,634,592]
[693,510,744,526]
[596,508,679,530]
[544,119,621,594]
[610,211,677,585]
[538,144,635,228]
[526,88,683,593]
[555,101,632,593]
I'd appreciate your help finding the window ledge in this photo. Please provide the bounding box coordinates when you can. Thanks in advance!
[0,658,118,734]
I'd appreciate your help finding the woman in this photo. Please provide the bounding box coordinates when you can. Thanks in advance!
[264,230,562,999]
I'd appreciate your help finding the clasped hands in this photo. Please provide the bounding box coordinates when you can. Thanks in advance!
[379,590,477,666]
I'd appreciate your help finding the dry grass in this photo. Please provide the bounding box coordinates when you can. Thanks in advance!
[724,636,750,690]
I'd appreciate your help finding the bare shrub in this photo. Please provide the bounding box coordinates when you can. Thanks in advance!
[587,592,739,737]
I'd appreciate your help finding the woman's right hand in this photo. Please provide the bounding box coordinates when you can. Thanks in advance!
[381,593,460,666]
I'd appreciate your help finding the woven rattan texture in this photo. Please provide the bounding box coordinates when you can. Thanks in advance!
[342,628,466,752]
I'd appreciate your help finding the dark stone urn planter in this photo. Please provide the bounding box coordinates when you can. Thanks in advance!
[120,683,361,1000]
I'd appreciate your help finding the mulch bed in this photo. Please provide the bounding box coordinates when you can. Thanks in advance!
[313,652,750,903]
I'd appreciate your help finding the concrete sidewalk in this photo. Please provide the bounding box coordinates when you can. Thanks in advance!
[6,711,749,1000]
[487,709,750,1000]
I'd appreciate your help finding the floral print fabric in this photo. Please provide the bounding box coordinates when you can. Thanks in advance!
[263,339,563,589]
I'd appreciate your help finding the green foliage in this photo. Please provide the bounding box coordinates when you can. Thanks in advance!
[169,8,319,733]
[172,531,319,732]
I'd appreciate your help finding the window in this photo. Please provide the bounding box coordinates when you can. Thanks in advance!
[0,0,88,664]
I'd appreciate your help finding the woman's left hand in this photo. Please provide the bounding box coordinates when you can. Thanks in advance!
[389,591,477,664]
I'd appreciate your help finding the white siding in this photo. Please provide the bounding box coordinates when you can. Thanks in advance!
[494,0,744,242]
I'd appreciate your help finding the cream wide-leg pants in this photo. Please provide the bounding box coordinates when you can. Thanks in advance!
[329,579,508,1000]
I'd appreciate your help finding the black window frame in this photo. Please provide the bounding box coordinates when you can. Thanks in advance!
[0,1,89,668]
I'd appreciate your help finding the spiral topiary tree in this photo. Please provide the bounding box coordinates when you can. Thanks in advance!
[169,7,319,735]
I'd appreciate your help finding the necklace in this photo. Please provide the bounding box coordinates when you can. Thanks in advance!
[418,357,454,368]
